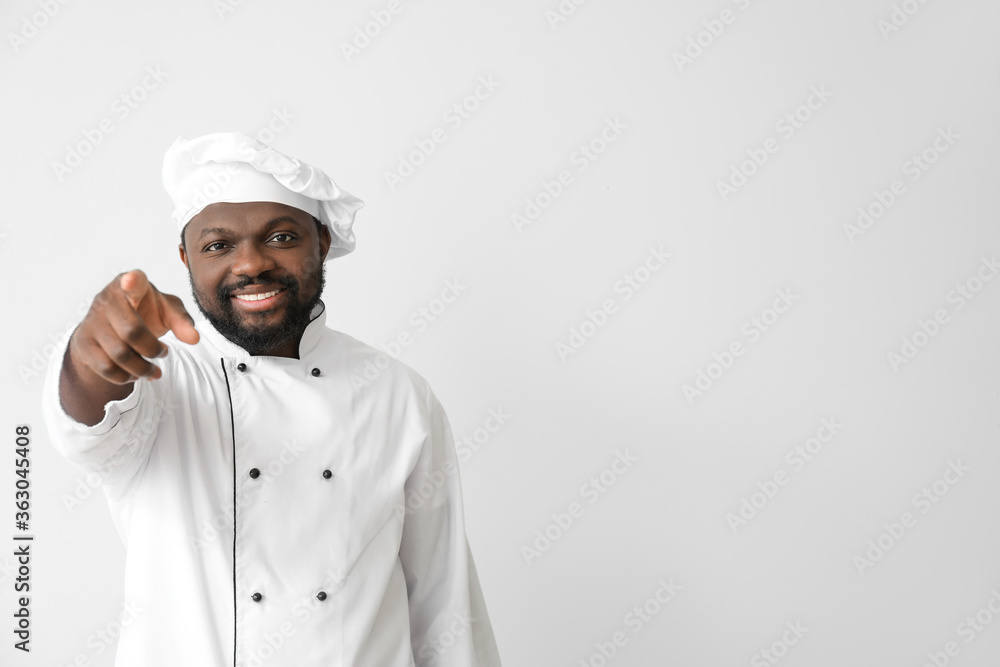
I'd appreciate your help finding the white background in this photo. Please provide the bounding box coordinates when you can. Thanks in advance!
[3,0,1000,665]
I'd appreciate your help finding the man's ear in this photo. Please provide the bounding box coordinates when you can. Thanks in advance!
[179,224,190,269]
[318,221,332,260]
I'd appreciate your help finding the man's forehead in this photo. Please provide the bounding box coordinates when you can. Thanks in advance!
[189,201,313,233]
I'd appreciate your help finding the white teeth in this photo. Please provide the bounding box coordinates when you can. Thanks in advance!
[234,289,280,302]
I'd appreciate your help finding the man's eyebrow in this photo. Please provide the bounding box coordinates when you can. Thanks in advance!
[262,216,304,229]
[197,217,304,240]
[198,227,232,240]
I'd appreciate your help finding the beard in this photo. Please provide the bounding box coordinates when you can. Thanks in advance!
[188,261,325,356]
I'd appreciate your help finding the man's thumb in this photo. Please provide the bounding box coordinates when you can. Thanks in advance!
[160,294,200,345]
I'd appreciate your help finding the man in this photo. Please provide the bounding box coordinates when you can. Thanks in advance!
[41,132,502,666]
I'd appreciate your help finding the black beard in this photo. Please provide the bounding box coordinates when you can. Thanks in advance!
[189,264,325,356]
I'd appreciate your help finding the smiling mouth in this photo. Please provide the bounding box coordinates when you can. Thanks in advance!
[232,289,284,302]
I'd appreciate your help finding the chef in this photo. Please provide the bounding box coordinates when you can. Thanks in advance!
[41,132,503,666]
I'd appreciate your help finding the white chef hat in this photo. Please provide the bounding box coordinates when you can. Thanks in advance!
[162,132,364,261]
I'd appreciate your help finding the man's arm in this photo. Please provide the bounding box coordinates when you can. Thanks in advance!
[59,269,198,426]
[42,269,200,491]
[398,384,502,667]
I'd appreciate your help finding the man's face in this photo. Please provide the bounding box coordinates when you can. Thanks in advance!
[179,201,332,357]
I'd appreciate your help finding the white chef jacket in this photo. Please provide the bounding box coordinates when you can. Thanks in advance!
[41,299,502,667]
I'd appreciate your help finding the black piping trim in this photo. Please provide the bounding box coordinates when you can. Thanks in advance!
[220,357,237,667]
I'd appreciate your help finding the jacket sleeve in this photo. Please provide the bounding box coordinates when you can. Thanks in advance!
[40,322,167,492]
[398,382,502,667]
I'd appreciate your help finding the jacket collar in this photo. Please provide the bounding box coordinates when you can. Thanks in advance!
[196,299,327,361]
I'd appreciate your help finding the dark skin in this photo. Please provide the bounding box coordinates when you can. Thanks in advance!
[59,201,332,426]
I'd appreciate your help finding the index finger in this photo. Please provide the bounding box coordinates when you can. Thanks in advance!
[119,269,152,310]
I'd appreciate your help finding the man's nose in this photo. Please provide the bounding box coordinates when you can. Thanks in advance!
[231,242,277,276]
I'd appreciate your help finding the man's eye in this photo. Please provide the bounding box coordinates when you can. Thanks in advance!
[271,233,295,243]
[204,242,226,252]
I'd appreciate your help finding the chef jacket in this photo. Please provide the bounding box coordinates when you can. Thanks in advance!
[41,299,502,667]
